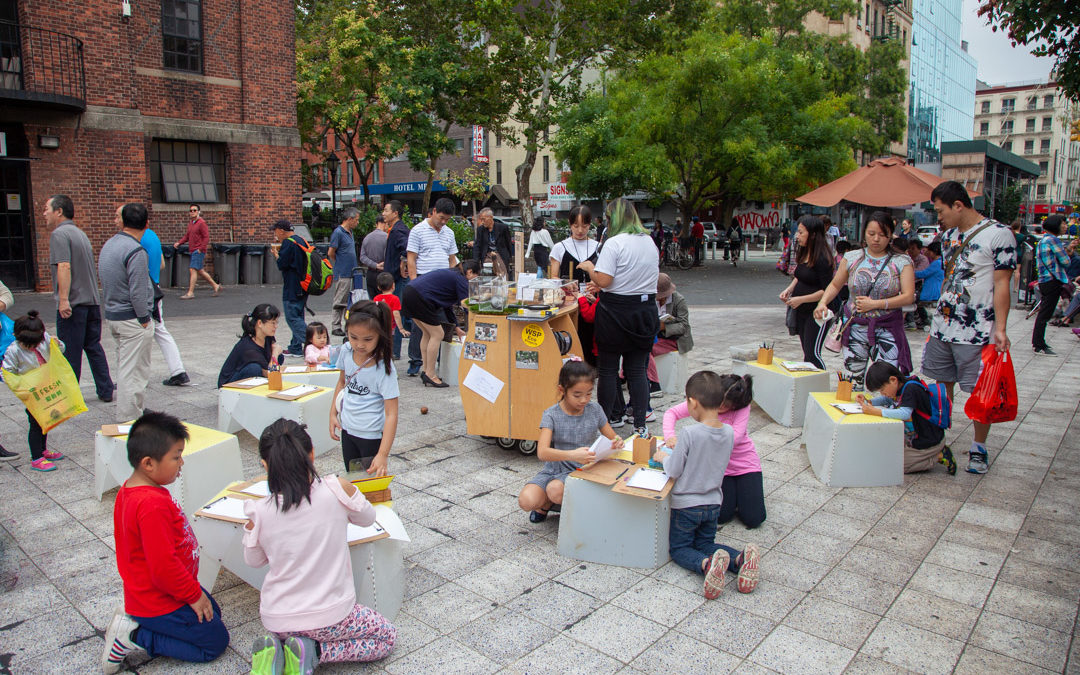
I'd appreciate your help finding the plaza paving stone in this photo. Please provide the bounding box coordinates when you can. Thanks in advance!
[0,302,1077,673]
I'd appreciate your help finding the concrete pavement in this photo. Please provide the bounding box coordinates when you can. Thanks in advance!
[0,299,1077,673]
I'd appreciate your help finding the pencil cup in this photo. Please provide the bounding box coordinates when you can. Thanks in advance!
[633,435,656,465]
[757,348,773,365]
[267,370,283,391]
[836,380,853,402]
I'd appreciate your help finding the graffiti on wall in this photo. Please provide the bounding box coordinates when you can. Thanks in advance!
[733,208,781,230]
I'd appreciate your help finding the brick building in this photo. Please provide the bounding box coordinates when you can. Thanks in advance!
[0,0,300,290]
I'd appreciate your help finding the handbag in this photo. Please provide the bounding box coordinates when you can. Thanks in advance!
[823,310,846,353]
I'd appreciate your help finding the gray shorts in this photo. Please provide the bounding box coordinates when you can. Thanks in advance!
[527,464,574,489]
[921,336,985,393]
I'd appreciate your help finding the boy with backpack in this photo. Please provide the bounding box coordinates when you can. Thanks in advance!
[857,361,956,475]
[271,220,333,356]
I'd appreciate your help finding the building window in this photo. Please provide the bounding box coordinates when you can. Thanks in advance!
[1002,141,1012,151]
[453,138,465,152]
[1044,94,1054,108]
[162,0,202,73]
[1041,138,1051,153]
[1037,184,1046,198]
[150,139,225,203]
[1027,97,1037,110]
[1025,139,1034,154]
[1039,160,1049,175]
[496,159,502,184]
[865,3,870,31]
[979,121,989,135]
[1001,120,1013,134]
[1001,98,1015,112]
[872,9,878,35]
[1043,116,1053,131]
[542,155,549,183]
[495,131,502,148]
[981,101,990,113]
[1026,118,1036,132]
[344,160,354,187]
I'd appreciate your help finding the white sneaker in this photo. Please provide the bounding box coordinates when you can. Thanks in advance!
[102,607,144,674]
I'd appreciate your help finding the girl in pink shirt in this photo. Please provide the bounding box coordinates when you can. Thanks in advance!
[662,373,766,528]
[243,419,396,673]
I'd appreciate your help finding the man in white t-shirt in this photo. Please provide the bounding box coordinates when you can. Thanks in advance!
[921,181,1016,475]
[404,197,459,375]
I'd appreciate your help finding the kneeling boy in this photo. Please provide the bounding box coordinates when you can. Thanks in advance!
[103,411,229,673]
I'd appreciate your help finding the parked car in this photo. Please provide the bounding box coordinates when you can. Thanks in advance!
[493,216,524,232]
[700,221,719,244]
[916,226,938,246]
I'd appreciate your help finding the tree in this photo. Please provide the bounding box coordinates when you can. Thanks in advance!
[296,1,421,205]
[608,24,867,233]
[978,0,1080,100]
[444,164,490,223]
[992,182,1026,224]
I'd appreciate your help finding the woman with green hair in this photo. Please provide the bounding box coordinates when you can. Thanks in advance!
[577,198,660,436]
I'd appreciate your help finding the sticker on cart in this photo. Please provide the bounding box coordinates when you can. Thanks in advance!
[515,350,539,370]
[474,322,498,342]
[464,342,487,361]
[521,323,544,347]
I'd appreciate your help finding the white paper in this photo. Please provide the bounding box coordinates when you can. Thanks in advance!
[589,435,616,461]
[462,364,504,403]
[200,496,251,521]
[814,308,835,327]
[780,361,821,372]
[831,403,865,414]
[518,286,536,301]
[117,424,132,434]
[346,521,386,543]
[237,480,271,497]
[625,468,670,491]
[283,365,310,373]
[237,377,268,386]
[374,505,411,542]
[276,385,320,397]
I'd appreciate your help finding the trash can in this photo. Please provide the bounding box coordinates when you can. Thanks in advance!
[264,247,283,285]
[161,245,175,288]
[212,243,242,286]
[173,244,191,288]
[241,244,265,285]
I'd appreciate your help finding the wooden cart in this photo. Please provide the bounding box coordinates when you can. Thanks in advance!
[457,303,583,454]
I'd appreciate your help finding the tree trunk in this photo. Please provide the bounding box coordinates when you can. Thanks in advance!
[422,154,439,217]
[515,152,537,228]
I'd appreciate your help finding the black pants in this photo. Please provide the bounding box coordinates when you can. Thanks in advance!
[56,304,113,399]
[366,268,382,301]
[341,430,381,472]
[598,350,649,427]
[1033,279,1063,350]
[796,310,828,370]
[26,409,46,461]
[717,472,767,528]
[532,246,549,275]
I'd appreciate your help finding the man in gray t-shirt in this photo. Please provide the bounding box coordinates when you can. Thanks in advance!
[45,195,114,401]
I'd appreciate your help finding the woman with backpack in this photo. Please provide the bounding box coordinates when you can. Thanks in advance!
[813,212,916,388]
[857,361,957,475]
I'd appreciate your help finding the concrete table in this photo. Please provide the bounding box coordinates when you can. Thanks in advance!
[94,423,243,515]
[218,382,334,456]
[557,473,671,569]
[744,360,831,427]
[802,392,904,487]
[193,497,408,621]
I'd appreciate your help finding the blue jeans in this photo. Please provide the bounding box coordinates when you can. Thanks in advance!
[669,504,740,575]
[399,278,422,369]
[56,304,114,399]
[282,296,307,354]
[132,588,229,663]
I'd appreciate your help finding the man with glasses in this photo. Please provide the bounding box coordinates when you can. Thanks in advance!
[175,204,221,299]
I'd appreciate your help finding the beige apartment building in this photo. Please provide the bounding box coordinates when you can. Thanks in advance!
[974,80,1080,207]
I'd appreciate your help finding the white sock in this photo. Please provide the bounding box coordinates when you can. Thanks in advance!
[970,441,987,455]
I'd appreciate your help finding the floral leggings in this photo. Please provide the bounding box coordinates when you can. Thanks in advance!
[275,604,396,663]
[842,323,902,389]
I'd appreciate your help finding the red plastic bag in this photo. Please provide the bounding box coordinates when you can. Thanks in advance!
[964,346,1018,424]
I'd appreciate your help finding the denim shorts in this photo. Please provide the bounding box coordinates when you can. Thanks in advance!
[189,250,206,270]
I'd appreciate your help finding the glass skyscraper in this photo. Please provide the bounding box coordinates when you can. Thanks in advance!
[907,0,978,166]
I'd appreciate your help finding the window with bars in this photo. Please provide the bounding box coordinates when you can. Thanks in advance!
[543,155,549,183]
[979,122,988,135]
[1026,118,1036,132]
[1041,138,1051,153]
[496,159,502,184]
[1043,116,1053,131]
[1001,120,1013,134]
[162,0,202,73]
[1025,140,1034,154]
[981,101,990,114]
[150,140,225,203]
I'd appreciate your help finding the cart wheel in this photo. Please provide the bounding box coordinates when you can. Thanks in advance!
[517,439,538,455]
[496,437,517,450]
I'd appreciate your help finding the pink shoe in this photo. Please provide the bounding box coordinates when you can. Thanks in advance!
[42,449,65,460]
[30,457,57,472]
[1073,328,1080,338]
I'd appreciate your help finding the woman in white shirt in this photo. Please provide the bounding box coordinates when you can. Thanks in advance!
[525,217,556,277]
[549,206,600,283]
[577,198,660,436]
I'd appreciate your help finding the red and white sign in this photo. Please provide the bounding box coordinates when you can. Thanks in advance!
[547,183,574,200]
[472,126,487,163]
[535,200,559,212]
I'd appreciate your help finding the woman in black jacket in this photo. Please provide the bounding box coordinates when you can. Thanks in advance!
[778,215,834,369]
[217,304,285,387]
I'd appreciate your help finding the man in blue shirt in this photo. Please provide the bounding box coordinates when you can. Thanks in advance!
[913,241,944,330]
[140,222,189,386]
[1033,214,1070,355]
[271,220,308,356]
[328,208,359,336]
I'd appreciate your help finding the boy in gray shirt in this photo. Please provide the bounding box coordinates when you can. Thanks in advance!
[655,371,761,599]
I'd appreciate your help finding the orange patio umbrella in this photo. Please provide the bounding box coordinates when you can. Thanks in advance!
[796,157,979,207]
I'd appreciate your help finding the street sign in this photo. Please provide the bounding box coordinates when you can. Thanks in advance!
[535,200,558,212]
[472,126,487,162]
[547,183,574,200]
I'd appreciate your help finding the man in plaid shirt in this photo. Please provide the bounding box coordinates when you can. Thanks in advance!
[1033,214,1071,355]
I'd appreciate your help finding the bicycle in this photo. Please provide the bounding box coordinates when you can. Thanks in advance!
[663,237,694,270]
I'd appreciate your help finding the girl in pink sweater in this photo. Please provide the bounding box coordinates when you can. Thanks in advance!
[662,373,766,528]
[243,419,396,673]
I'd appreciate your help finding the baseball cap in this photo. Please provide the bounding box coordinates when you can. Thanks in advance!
[272,220,294,231]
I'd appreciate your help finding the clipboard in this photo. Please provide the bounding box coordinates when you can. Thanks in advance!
[267,384,322,401]
[222,377,268,389]
[573,459,632,486]
[194,494,259,524]
[347,522,391,546]
[611,467,675,500]
[99,424,132,437]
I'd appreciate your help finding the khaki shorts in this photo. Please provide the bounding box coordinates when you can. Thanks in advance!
[905,439,946,474]
[920,336,984,394]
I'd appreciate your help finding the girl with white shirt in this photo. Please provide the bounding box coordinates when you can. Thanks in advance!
[525,217,556,277]
[244,419,396,673]
[548,206,600,283]
[577,198,659,436]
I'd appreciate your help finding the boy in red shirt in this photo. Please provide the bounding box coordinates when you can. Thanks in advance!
[373,272,410,353]
[102,411,229,673]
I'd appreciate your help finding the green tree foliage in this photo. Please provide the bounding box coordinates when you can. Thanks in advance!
[978,0,1080,100]
[444,164,490,221]
[992,182,1026,225]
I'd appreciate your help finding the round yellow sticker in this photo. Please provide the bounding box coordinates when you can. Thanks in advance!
[522,323,545,347]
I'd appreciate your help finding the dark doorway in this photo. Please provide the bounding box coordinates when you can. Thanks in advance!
[0,123,35,288]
